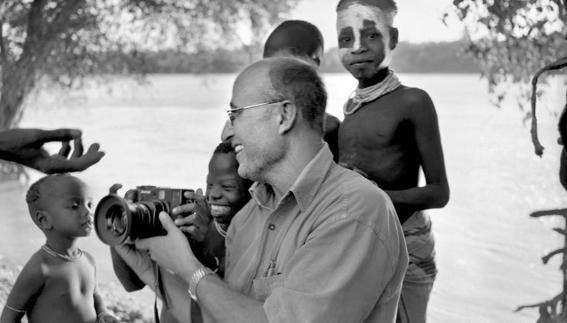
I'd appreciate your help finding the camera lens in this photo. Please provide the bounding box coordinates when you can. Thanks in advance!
[107,205,128,236]
[94,195,172,246]
[94,195,133,246]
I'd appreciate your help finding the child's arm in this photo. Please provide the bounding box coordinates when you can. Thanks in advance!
[93,290,118,323]
[386,89,450,211]
[84,252,118,323]
[0,254,45,323]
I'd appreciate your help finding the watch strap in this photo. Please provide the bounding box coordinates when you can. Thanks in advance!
[188,267,215,302]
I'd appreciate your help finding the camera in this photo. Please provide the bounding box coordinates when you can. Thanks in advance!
[94,184,194,246]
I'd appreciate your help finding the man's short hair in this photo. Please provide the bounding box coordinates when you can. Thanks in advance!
[266,57,327,133]
[336,0,398,19]
[263,20,324,63]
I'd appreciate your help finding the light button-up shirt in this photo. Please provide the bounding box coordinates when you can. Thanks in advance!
[224,145,408,323]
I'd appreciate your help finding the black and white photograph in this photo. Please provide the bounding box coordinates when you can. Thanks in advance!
[0,0,565,322]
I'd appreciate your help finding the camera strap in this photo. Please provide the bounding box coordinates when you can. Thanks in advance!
[152,262,168,323]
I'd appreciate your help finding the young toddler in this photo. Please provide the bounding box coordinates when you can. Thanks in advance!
[1,174,117,323]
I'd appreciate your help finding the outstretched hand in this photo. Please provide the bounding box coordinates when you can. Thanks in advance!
[0,128,104,173]
[136,212,201,277]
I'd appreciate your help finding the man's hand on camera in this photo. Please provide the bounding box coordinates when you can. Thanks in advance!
[172,188,211,242]
[0,128,104,173]
[136,212,200,277]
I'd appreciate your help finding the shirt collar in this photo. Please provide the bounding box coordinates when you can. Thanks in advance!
[249,143,334,212]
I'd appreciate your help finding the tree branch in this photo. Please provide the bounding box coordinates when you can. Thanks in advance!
[531,56,567,156]
[0,1,6,65]
[515,292,563,313]
[530,208,567,218]
[24,0,46,47]
[542,248,567,264]
[0,19,6,64]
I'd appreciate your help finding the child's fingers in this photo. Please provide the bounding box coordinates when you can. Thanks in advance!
[172,203,196,217]
[179,225,206,242]
[183,188,205,200]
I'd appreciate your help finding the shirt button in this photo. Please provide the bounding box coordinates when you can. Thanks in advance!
[268,224,276,231]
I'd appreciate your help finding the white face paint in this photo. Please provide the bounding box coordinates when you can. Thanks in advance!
[337,3,394,69]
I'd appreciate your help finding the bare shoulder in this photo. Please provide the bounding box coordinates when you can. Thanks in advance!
[396,86,433,105]
[21,250,48,277]
[396,86,437,118]
[10,249,47,290]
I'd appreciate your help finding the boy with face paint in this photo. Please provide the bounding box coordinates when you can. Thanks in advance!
[336,1,450,322]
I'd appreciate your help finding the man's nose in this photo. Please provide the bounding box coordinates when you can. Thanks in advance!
[221,120,234,143]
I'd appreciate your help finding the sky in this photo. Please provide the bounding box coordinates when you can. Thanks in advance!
[289,0,465,48]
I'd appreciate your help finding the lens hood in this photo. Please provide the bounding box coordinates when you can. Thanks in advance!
[94,194,132,246]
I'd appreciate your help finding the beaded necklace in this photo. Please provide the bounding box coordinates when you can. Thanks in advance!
[42,244,83,261]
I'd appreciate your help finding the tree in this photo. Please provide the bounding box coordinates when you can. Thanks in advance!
[0,0,298,130]
[445,0,566,122]
[447,2,567,321]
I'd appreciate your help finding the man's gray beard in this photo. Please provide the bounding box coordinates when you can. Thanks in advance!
[242,141,286,185]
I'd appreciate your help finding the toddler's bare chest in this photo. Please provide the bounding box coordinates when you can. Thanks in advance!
[43,259,96,299]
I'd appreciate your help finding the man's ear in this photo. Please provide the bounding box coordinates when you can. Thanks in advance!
[389,27,399,50]
[36,211,53,231]
[278,101,297,135]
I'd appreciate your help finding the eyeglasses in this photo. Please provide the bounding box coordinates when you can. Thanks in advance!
[226,100,286,125]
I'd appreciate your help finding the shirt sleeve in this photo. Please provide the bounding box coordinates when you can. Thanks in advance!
[264,189,403,323]
[110,247,147,291]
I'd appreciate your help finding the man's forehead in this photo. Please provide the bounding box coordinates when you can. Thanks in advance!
[232,64,271,102]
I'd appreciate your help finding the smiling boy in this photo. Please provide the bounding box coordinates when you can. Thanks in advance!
[111,142,251,323]
[336,1,450,322]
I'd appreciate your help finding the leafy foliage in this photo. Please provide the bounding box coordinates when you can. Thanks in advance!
[0,0,299,128]
[445,0,567,115]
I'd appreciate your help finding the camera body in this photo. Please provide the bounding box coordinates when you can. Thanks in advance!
[136,185,192,209]
[94,185,194,246]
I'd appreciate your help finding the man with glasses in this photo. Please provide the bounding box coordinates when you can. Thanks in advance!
[121,57,408,323]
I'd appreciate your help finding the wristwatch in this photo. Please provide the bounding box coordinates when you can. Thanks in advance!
[188,267,215,302]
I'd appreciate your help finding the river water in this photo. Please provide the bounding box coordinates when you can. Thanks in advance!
[1,73,565,322]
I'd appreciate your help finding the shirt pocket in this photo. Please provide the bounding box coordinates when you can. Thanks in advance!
[252,274,284,301]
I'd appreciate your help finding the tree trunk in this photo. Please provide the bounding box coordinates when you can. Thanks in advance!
[0,63,34,130]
